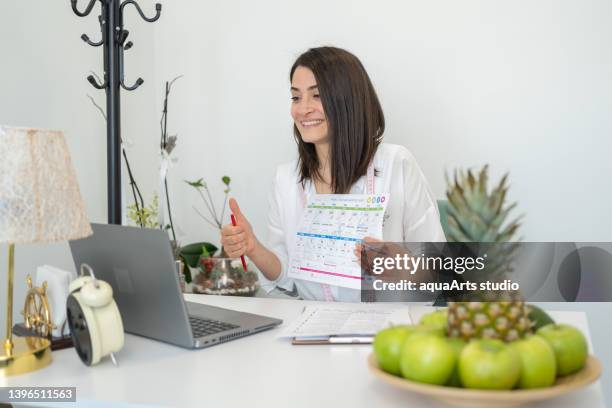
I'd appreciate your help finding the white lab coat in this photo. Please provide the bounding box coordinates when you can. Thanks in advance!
[260,143,446,301]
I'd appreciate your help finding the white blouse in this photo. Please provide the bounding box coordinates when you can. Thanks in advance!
[260,143,446,301]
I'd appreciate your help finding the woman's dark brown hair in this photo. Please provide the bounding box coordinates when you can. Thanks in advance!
[290,46,385,194]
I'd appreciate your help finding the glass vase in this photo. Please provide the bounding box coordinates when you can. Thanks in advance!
[192,257,259,296]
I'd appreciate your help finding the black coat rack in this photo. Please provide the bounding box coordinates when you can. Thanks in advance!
[70,0,162,224]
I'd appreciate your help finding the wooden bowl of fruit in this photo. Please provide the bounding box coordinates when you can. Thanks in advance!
[368,354,601,408]
[368,305,602,408]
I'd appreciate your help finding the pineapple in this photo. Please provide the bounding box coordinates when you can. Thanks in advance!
[444,165,532,342]
[445,165,520,246]
[447,301,532,342]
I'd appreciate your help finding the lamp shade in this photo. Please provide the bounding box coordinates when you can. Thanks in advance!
[0,126,92,244]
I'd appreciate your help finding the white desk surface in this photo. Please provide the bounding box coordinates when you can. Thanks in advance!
[1,295,605,408]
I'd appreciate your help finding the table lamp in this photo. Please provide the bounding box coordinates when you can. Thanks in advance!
[0,126,92,376]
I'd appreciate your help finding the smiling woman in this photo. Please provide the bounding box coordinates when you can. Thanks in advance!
[220,46,445,301]
[290,47,385,194]
[290,68,329,144]
[289,48,384,195]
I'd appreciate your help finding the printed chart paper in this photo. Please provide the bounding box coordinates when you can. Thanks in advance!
[277,304,412,338]
[288,194,389,289]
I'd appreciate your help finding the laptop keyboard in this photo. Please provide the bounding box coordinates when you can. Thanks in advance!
[189,316,239,338]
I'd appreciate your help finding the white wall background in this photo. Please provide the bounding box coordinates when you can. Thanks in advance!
[150,0,612,247]
[1,0,612,355]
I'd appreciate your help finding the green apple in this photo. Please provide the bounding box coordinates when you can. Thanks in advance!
[419,309,447,329]
[373,326,413,375]
[459,339,520,390]
[399,333,456,385]
[446,337,466,387]
[537,324,588,376]
[374,323,446,375]
[511,335,557,388]
[413,322,446,337]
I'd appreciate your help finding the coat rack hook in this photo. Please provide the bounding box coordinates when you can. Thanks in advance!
[87,74,107,90]
[81,33,103,47]
[71,0,98,17]
[120,1,162,23]
[70,0,162,224]
[121,78,144,91]
[117,29,130,45]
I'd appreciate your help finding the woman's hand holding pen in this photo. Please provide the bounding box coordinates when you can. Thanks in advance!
[221,198,258,258]
[221,198,282,281]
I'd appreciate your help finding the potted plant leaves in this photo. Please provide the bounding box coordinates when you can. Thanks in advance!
[181,176,259,296]
[178,242,218,283]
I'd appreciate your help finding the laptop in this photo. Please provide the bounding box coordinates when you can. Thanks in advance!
[69,223,282,349]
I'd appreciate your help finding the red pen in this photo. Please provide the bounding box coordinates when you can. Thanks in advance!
[231,214,248,272]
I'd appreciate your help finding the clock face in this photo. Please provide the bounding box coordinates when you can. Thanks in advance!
[67,295,93,366]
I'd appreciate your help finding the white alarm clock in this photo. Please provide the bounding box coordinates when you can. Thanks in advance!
[66,264,124,366]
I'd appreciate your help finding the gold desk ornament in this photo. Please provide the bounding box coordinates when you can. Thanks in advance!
[22,275,56,338]
[1,245,52,377]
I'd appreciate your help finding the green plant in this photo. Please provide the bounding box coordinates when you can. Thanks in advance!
[178,242,218,283]
[127,193,160,229]
[185,175,232,255]
[179,242,219,267]
[159,75,183,242]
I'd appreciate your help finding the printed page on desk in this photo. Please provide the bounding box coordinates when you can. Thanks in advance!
[278,304,411,338]
[288,193,389,289]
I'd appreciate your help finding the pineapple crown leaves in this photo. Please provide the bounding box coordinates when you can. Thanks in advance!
[445,165,522,243]
[482,242,521,275]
